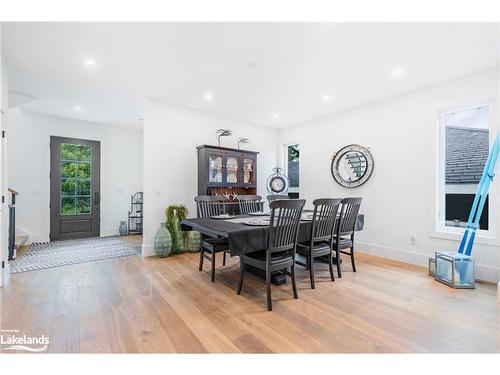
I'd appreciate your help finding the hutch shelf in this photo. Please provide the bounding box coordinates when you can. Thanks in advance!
[197,144,259,215]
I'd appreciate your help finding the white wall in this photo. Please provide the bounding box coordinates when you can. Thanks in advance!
[142,100,279,256]
[7,108,143,242]
[280,67,500,283]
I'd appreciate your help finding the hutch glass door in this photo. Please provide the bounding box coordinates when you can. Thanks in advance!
[225,153,239,184]
[208,153,223,184]
[243,157,255,185]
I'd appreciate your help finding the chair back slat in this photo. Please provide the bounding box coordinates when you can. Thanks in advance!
[195,195,228,218]
[311,198,342,244]
[237,195,263,214]
[267,195,289,204]
[337,197,362,236]
[268,199,305,254]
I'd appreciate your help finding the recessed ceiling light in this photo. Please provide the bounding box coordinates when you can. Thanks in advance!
[391,67,405,77]
[203,92,214,101]
[84,58,96,66]
[273,113,280,119]
[321,95,331,103]
[73,105,82,111]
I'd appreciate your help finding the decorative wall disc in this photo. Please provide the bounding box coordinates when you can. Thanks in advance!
[331,144,374,188]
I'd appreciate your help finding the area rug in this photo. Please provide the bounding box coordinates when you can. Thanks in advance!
[11,236,138,273]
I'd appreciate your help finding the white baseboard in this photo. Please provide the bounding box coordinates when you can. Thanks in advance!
[356,241,500,284]
[141,243,154,257]
[1,262,11,285]
[31,229,120,243]
[101,228,119,237]
[31,234,49,243]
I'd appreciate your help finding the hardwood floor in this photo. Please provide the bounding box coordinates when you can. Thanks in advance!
[1,239,499,353]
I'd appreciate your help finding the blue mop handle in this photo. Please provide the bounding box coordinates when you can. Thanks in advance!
[459,134,499,255]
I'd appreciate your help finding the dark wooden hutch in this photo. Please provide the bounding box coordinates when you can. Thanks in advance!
[197,144,258,214]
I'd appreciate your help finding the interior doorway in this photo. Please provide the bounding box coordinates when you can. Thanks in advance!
[50,136,100,241]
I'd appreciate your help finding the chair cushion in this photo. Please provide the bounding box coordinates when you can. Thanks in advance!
[296,241,331,257]
[244,250,289,261]
[242,250,294,271]
[332,237,353,249]
[202,237,229,253]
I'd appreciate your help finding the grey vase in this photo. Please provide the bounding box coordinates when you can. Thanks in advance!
[119,221,128,236]
[154,223,172,258]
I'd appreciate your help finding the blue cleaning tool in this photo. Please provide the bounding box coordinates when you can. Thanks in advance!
[458,133,499,256]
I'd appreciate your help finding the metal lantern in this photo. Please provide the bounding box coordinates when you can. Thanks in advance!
[266,167,289,195]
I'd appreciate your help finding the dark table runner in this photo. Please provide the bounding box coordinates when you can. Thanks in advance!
[181,213,364,256]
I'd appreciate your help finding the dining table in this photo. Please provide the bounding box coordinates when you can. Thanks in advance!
[181,210,364,257]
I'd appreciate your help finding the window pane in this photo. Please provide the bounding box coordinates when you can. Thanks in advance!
[61,162,76,178]
[287,144,300,192]
[76,196,91,214]
[75,162,91,179]
[75,144,91,161]
[76,179,91,195]
[444,106,489,230]
[61,143,76,161]
[61,179,76,196]
[61,196,76,215]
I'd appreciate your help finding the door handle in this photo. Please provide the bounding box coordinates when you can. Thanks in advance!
[94,192,100,205]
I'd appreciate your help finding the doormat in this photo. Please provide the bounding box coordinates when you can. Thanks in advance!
[11,236,138,273]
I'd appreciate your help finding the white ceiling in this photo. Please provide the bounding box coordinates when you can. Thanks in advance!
[4,22,499,129]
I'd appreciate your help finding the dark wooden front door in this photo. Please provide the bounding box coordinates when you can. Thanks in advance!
[50,136,100,241]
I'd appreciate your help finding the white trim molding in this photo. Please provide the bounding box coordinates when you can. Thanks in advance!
[141,243,154,257]
[356,241,500,283]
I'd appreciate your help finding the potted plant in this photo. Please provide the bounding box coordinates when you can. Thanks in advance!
[165,204,188,253]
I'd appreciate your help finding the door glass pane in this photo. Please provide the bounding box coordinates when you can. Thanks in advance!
[61,196,76,215]
[61,162,76,178]
[76,179,91,195]
[243,158,254,184]
[76,196,91,214]
[208,155,222,183]
[60,143,92,215]
[226,156,239,183]
[61,179,76,196]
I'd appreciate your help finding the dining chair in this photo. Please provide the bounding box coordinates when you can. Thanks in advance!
[237,199,305,311]
[333,197,363,278]
[236,195,263,214]
[266,194,289,204]
[195,195,230,282]
[296,198,342,289]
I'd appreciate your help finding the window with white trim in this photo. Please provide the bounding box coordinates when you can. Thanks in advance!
[439,105,490,232]
[285,144,299,198]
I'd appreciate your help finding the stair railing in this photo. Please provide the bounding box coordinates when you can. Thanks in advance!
[8,188,18,260]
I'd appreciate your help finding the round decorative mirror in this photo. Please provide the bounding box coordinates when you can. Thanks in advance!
[331,144,374,188]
